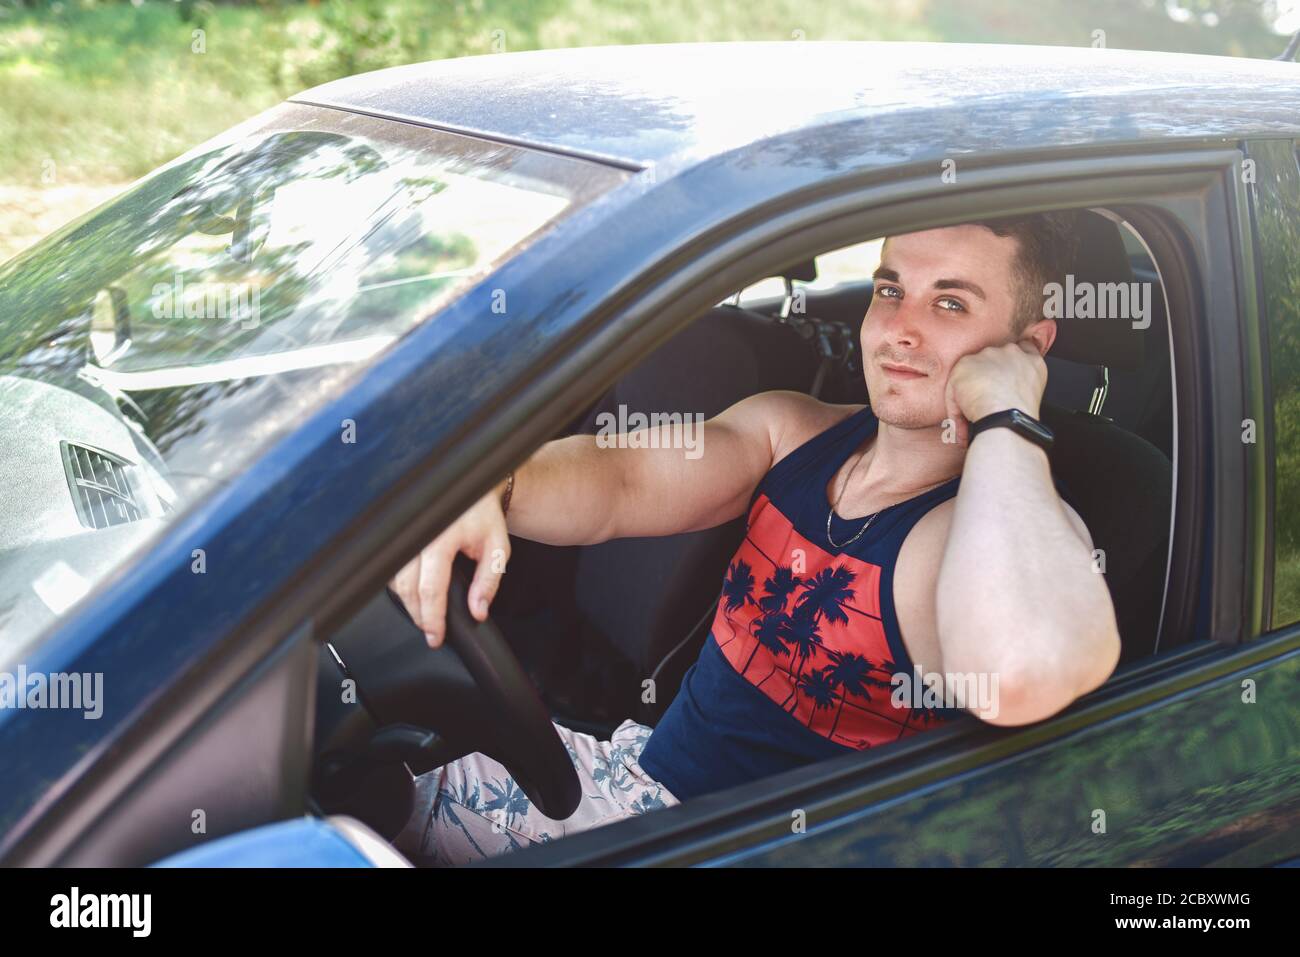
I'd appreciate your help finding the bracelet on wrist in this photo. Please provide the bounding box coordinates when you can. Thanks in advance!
[500,471,515,516]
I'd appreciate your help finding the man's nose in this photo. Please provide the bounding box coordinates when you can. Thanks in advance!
[878,299,922,349]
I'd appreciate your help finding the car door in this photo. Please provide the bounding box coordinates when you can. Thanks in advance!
[487,142,1300,867]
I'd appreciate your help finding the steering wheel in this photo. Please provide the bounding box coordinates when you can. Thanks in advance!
[317,554,581,823]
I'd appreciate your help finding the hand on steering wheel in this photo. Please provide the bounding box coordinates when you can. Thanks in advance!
[379,555,581,819]
[388,479,511,648]
[323,479,581,820]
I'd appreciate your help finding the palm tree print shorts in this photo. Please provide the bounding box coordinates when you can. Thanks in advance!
[395,718,679,865]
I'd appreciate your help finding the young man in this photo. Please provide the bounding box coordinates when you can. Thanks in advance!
[389,212,1122,865]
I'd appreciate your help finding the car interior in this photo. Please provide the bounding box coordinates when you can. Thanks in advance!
[312,206,1176,861]
[490,208,1173,724]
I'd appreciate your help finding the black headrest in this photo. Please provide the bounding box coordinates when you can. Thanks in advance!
[1048,211,1146,371]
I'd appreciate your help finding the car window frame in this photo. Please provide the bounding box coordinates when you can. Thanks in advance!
[1244,137,1300,633]
[467,149,1258,866]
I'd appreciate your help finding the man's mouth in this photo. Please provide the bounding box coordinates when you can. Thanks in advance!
[880,361,927,380]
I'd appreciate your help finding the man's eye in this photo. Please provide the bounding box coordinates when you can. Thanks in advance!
[877,285,902,299]
[937,297,965,312]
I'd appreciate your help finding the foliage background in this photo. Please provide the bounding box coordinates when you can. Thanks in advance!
[0,1,1294,201]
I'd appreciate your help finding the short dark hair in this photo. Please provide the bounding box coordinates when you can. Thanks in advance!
[969,211,1080,336]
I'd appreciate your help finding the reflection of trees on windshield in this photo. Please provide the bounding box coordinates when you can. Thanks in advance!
[0,126,496,484]
[0,104,595,663]
[134,377,257,462]
[107,132,424,368]
[0,130,484,384]
[346,231,477,330]
[138,365,361,498]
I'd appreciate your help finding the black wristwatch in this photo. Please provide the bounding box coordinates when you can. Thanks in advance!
[968,408,1054,452]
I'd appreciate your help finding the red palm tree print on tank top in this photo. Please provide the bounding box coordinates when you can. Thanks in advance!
[713,493,945,747]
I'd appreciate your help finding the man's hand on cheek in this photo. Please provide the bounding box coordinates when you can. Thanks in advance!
[942,340,1048,446]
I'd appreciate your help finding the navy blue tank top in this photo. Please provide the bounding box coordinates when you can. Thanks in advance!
[638,403,967,801]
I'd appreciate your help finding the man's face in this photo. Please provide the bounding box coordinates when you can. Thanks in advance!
[860,224,1028,429]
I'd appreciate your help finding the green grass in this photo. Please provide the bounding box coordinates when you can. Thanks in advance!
[0,3,281,184]
[0,0,1287,187]
[0,0,926,186]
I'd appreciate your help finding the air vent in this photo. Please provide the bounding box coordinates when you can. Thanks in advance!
[60,441,143,529]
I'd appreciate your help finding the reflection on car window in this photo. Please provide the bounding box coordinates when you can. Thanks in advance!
[1253,139,1300,626]
[17,130,567,384]
[0,104,625,658]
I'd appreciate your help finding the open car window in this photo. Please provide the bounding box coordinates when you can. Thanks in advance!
[474,206,1176,767]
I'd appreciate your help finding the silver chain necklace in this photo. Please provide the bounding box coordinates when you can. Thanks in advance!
[826,448,879,549]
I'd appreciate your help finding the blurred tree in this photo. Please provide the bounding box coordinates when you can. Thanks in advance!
[921,0,1286,58]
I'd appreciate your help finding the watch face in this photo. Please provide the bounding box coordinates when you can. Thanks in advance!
[974,409,1052,448]
[1012,410,1053,444]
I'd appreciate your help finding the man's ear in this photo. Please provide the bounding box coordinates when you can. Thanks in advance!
[1022,318,1057,357]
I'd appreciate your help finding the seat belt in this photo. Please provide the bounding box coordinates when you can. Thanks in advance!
[643,593,722,723]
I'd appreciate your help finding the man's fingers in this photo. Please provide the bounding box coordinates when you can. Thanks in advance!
[468,535,509,621]
[391,486,510,646]
[390,556,421,623]
[953,413,969,447]
[417,544,454,648]
[944,377,969,447]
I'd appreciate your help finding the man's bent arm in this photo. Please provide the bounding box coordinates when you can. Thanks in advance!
[935,427,1121,725]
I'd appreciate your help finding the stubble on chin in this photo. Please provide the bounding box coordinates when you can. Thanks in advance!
[866,388,944,431]
[876,407,943,430]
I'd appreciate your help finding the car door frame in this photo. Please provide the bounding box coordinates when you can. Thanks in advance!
[469,144,1283,866]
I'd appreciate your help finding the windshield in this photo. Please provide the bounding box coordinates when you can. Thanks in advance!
[0,103,626,659]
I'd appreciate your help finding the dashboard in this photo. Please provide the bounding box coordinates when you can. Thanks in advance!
[0,374,174,652]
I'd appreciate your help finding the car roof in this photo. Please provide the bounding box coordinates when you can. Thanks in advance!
[293,41,1300,170]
